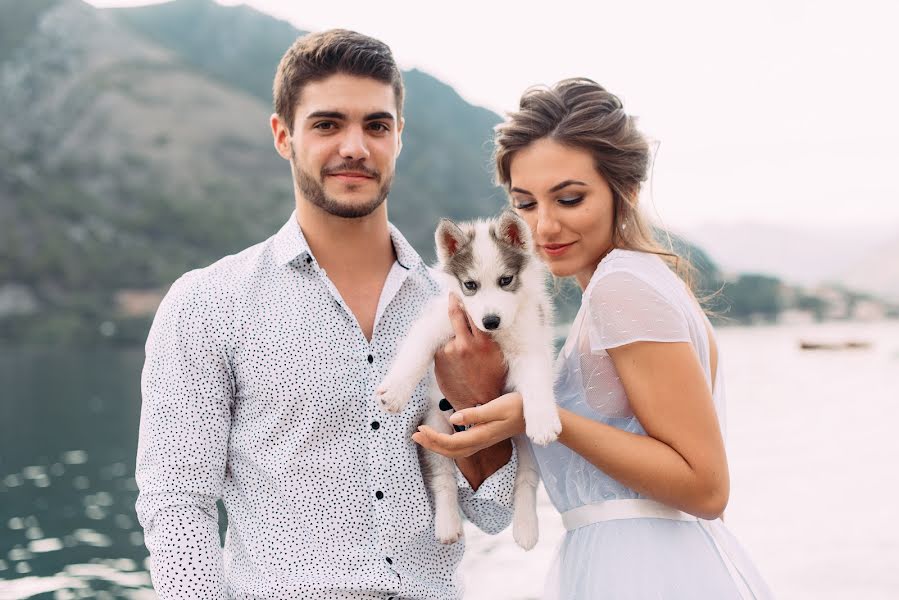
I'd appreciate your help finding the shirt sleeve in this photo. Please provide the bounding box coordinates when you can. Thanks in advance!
[135,272,232,599]
[586,269,692,352]
[455,440,518,534]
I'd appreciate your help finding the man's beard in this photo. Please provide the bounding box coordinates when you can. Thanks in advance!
[294,156,392,219]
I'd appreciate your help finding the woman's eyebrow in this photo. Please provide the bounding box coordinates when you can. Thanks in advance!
[511,180,588,196]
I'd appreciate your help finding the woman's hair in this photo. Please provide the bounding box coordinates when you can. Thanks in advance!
[493,78,697,290]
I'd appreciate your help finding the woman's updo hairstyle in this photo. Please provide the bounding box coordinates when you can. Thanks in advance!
[494,78,694,287]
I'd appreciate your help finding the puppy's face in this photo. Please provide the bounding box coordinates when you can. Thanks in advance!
[435,212,534,333]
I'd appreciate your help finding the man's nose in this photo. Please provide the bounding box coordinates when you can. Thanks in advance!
[338,126,371,161]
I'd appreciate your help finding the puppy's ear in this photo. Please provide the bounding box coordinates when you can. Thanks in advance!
[435,219,469,264]
[494,211,532,251]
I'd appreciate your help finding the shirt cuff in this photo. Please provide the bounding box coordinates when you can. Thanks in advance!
[455,438,518,506]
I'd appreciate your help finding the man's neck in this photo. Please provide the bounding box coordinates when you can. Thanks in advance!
[295,198,396,278]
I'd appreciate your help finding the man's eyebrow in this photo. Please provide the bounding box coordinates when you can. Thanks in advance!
[365,112,395,121]
[511,180,588,196]
[305,111,396,121]
[306,111,346,120]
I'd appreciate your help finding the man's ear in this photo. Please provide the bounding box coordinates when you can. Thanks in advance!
[271,113,292,160]
[396,115,405,158]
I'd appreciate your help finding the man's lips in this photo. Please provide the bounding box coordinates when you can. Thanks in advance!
[328,172,375,181]
[540,242,575,256]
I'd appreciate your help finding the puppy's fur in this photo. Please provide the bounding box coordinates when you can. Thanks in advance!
[377,211,560,550]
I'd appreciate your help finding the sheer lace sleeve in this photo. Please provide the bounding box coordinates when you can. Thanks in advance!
[585,268,691,352]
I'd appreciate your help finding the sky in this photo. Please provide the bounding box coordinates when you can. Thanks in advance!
[86,0,899,234]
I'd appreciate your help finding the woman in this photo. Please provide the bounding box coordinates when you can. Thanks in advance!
[413,78,773,599]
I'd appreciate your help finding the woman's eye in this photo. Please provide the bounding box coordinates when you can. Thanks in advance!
[513,201,536,210]
[499,275,513,287]
[463,281,478,291]
[558,196,583,206]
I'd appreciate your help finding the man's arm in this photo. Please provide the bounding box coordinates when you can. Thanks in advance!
[135,273,232,599]
[433,295,518,534]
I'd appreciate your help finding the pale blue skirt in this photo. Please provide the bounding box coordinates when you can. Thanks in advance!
[543,500,774,599]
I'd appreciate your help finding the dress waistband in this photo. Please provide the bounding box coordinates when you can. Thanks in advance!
[561,499,698,531]
[561,499,763,600]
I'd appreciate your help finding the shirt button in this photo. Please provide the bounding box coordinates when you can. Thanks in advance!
[375,490,384,500]
[385,556,393,565]
[371,421,380,430]
[367,354,374,364]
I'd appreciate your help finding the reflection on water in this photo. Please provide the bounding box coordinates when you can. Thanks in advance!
[2,321,899,599]
[0,347,157,598]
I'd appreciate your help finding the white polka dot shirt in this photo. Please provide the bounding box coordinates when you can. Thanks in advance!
[135,212,518,599]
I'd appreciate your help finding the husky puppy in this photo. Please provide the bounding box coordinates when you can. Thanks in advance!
[376,210,561,550]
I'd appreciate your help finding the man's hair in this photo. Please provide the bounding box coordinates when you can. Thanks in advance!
[273,29,404,132]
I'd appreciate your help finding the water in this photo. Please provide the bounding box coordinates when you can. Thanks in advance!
[1,321,898,599]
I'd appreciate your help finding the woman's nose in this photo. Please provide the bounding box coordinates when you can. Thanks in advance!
[535,206,562,238]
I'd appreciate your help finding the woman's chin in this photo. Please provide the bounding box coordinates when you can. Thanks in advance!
[542,259,577,279]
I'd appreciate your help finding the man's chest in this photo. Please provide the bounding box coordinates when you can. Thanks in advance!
[226,287,431,430]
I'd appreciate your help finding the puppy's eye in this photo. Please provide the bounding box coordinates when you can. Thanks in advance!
[463,281,478,291]
[499,275,513,287]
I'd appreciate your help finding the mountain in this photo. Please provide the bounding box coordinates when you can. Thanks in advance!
[681,222,897,286]
[105,0,506,244]
[839,235,899,301]
[0,0,503,344]
[0,0,730,345]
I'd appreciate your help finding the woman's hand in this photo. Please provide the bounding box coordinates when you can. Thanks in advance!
[412,392,527,458]
[433,294,507,411]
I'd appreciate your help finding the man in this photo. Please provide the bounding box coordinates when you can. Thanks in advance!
[135,29,515,600]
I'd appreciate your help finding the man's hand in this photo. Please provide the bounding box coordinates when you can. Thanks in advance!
[433,294,507,410]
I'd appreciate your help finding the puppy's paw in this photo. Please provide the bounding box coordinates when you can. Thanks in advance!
[512,511,538,550]
[376,376,414,414]
[435,509,463,544]
[524,405,562,446]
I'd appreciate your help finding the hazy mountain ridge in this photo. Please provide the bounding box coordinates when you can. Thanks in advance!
[3,0,878,345]
[683,222,898,291]
[0,0,505,343]
[840,235,899,300]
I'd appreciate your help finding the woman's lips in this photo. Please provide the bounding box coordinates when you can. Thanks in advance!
[541,242,575,257]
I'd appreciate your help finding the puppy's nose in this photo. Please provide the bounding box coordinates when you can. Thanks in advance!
[482,315,501,330]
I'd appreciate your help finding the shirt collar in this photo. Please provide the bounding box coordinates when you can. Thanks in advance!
[273,210,423,271]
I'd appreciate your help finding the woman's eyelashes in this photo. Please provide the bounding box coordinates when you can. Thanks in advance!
[513,195,584,210]
[513,200,536,210]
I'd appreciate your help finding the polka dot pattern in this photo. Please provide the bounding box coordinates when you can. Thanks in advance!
[136,213,518,599]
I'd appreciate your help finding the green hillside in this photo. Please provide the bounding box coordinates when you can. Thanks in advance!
[0,0,730,345]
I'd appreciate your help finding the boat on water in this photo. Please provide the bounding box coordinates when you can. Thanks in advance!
[799,340,873,351]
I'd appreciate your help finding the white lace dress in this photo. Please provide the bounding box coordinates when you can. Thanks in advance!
[534,249,774,599]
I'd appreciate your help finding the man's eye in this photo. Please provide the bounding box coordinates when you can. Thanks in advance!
[314,121,336,130]
[368,122,389,132]
[463,281,478,291]
[499,275,513,287]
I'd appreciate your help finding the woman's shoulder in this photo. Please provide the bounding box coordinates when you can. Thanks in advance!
[586,248,676,297]
[582,249,693,350]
